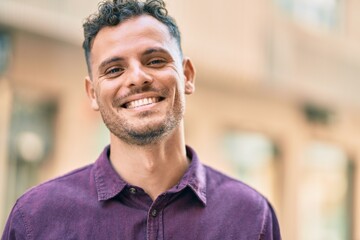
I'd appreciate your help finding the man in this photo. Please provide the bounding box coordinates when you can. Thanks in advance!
[2,0,281,239]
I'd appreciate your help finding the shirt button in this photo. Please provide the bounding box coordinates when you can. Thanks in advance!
[151,209,157,217]
[129,187,136,194]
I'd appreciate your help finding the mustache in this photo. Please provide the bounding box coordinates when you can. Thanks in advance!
[112,85,168,107]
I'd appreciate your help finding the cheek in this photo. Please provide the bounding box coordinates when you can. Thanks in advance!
[175,79,186,96]
[96,81,121,103]
[173,84,186,105]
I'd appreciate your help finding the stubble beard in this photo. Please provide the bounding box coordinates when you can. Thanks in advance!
[98,92,185,146]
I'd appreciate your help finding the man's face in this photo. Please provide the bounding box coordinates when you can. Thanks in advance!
[85,15,195,145]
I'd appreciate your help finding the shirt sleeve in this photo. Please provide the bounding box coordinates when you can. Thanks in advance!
[260,201,282,240]
[2,203,28,240]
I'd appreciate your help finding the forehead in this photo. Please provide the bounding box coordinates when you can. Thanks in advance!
[90,15,178,64]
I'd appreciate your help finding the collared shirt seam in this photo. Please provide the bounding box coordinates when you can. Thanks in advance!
[93,146,130,201]
[259,198,270,239]
[94,165,110,200]
[94,169,127,201]
[187,184,207,206]
[94,166,103,198]
[16,202,33,240]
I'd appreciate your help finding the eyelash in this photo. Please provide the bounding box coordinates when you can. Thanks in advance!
[106,67,123,76]
[148,59,166,66]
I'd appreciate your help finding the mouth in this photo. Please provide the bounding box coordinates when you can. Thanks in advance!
[122,97,165,109]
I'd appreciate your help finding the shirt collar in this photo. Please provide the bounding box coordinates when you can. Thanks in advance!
[176,146,207,206]
[93,145,127,201]
[93,145,207,205]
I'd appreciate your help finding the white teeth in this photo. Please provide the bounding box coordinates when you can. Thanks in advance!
[127,97,159,109]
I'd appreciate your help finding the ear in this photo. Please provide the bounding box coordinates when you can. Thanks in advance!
[182,57,195,95]
[85,76,100,111]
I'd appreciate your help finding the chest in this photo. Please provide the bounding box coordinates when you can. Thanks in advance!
[30,197,263,240]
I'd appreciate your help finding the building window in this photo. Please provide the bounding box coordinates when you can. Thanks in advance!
[274,0,341,30]
[298,141,353,240]
[0,31,11,75]
[223,131,281,210]
[6,97,58,216]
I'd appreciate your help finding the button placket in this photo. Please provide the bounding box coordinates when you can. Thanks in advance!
[147,194,169,239]
[151,209,157,217]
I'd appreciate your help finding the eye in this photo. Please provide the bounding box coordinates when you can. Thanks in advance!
[105,67,124,77]
[147,58,166,67]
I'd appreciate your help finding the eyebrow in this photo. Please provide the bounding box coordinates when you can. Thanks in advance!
[143,47,171,56]
[98,57,124,73]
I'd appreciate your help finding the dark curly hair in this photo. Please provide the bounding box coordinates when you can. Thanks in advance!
[82,0,182,76]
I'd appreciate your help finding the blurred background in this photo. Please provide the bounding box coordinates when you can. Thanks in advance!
[0,0,359,239]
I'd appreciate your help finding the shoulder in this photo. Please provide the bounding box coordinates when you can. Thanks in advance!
[203,165,281,238]
[203,164,273,215]
[16,164,94,211]
[2,164,95,239]
[204,165,264,200]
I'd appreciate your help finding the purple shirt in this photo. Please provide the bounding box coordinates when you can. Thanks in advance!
[2,145,281,240]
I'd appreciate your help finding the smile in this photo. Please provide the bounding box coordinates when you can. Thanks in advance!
[123,97,163,109]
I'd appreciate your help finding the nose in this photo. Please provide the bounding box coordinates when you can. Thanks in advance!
[125,62,153,87]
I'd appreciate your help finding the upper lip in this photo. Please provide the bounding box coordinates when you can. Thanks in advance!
[117,92,165,108]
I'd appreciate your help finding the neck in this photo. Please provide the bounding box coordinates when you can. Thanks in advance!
[109,124,189,201]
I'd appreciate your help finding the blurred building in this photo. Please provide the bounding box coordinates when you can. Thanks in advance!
[0,0,359,239]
